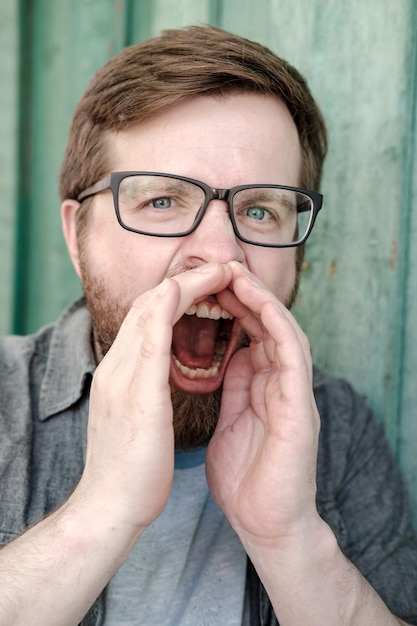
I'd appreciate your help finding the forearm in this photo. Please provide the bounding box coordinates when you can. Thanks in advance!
[0,492,141,626]
[244,518,408,626]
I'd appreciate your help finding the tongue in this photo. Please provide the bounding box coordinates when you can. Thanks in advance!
[172,315,219,369]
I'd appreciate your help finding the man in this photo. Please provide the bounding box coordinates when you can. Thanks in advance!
[0,25,416,625]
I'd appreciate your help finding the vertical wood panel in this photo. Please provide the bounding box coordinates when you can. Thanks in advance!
[149,0,212,34]
[399,3,417,524]
[0,0,19,334]
[15,0,132,334]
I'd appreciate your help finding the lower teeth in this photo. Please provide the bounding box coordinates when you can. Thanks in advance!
[174,357,220,379]
[173,341,226,379]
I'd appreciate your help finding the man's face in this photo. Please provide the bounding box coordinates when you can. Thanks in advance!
[66,93,302,447]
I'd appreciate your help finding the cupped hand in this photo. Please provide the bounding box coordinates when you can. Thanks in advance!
[206,262,321,550]
[75,263,233,532]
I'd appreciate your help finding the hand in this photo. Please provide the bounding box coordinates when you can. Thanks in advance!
[206,262,322,550]
[74,263,234,533]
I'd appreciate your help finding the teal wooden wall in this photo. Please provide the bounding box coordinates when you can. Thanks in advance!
[1,0,417,524]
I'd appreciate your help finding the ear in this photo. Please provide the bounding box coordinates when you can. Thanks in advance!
[61,199,82,278]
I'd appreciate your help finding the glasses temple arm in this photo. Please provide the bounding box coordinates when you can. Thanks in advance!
[77,175,112,201]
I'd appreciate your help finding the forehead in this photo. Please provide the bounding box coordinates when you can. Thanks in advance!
[106,93,302,187]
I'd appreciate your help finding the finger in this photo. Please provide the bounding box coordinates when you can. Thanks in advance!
[169,262,233,324]
[103,262,233,365]
[227,263,314,385]
[246,316,319,463]
[216,348,254,429]
[230,270,311,364]
[216,286,265,342]
[219,267,304,374]
[101,278,178,370]
[262,301,312,373]
[95,278,179,403]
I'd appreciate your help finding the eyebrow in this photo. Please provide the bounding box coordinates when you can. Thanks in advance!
[236,189,297,210]
[122,178,202,195]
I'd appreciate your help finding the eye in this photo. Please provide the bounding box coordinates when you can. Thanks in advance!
[246,206,268,220]
[152,197,172,209]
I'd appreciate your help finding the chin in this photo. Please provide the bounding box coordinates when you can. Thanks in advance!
[170,382,223,450]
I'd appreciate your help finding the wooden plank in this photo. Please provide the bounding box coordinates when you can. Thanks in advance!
[398,0,417,527]
[150,0,212,34]
[0,0,19,334]
[126,0,155,44]
[16,0,131,333]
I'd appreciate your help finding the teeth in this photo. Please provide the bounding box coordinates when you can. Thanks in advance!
[173,341,227,379]
[175,302,232,380]
[185,302,233,320]
[174,356,220,379]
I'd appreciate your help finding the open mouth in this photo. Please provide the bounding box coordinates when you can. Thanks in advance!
[170,297,241,393]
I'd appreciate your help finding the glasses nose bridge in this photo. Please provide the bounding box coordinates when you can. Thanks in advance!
[206,186,233,214]
[194,186,234,234]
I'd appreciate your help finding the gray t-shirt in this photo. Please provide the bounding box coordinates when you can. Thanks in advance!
[103,447,247,625]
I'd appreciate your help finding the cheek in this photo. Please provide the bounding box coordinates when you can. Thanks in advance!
[109,242,172,294]
[83,223,182,299]
[246,248,297,299]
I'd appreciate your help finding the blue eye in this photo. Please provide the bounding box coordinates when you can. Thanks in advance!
[152,197,172,209]
[246,206,266,220]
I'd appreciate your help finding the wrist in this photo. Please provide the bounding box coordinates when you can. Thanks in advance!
[62,480,147,560]
[240,512,336,575]
[239,516,398,625]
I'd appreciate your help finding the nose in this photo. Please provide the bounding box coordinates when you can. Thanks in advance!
[180,200,246,265]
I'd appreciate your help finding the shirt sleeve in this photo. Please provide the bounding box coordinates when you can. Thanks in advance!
[314,370,417,624]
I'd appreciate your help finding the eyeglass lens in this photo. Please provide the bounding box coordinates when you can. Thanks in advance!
[117,174,313,245]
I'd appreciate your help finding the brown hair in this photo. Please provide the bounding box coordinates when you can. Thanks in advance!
[59,25,327,203]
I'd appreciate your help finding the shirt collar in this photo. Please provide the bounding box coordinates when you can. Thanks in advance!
[38,298,96,421]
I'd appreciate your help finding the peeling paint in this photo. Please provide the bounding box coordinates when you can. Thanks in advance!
[390,240,398,270]
[329,260,338,275]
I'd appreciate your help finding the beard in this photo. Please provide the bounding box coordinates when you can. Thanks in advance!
[79,251,299,450]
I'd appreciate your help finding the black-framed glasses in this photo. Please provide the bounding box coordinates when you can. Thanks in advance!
[77,171,323,248]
